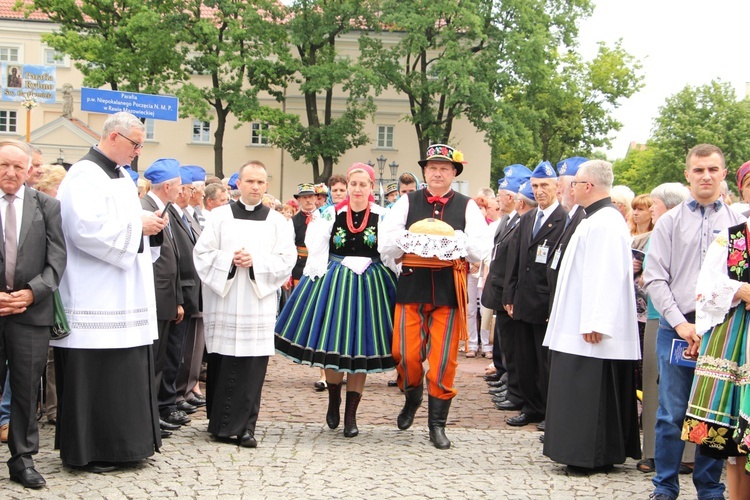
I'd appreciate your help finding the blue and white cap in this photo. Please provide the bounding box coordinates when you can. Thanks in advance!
[144,158,180,184]
[531,160,556,179]
[518,180,535,201]
[556,157,588,177]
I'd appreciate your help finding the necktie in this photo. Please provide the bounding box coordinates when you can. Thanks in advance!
[532,210,544,238]
[563,213,573,231]
[182,213,195,243]
[4,194,16,291]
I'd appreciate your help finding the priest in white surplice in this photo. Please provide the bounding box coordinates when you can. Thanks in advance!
[52,112,167,472]
[194,161,295,447]
[542,160,641,474]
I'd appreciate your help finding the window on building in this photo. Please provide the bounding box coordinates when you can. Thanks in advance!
[43,48,68,67]
[0,111,17,133]
[0,47,19,63]
[251,122,269,146]
[192,119,211,143]
[145,119,155,141]
[377,125,394,149]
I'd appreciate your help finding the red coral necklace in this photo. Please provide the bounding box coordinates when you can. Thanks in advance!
[346,203,370,234]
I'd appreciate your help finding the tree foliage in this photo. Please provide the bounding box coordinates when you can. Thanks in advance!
[613,81,750,194]
[260,0,378,183]
[173,0,290,177]
[25,0,186,93]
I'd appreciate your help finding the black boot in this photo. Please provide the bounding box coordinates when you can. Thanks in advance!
[428,396,452,450]
[397,384,423,430]
[343,391,361,437]
[326,383,342,429]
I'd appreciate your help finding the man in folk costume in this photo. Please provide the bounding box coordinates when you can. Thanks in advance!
[290,183,317,287]
[379,144,489,449]
[502,161,566,427]
[193,161,295,447]
[53,111,166,472]
[542,160,642,473]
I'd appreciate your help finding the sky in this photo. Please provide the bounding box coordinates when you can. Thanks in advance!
[576,0,750,160]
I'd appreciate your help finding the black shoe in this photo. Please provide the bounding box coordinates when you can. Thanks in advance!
[161,429,173,438]
[536,420,545,432]
[10,467,46,488]
[314,380,327,392]
[492,394,510,404]
[486,380,506,388]
[176,400,198,414]
[326,383,342,429]
[484,373,501,382]
[344,391,361,437]
[494,400,522,411]
[239,431,257,448]
[162,410,191,426]
[506,413,544,426]
[488,386,507,395]
[539,434,544,443]
[160,419,181,431]
[65,461,118,473]
[387,380,398,387]
[185,394,206,407]
[566,464,613,476]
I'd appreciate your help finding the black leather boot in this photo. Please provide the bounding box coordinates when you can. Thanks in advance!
[428,396,452,449]
[397,384,423,430]
[343,391,361,437]
[326,383,342,429]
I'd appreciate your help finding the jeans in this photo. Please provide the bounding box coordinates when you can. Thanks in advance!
[0,371,10,426]
[652,320,725,500]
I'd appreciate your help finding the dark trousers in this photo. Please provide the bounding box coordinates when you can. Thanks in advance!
[497,310,523,406]
[0,320,49,473]
[515,320,549,417]
[175,317,204,401]
[153,319,178,416]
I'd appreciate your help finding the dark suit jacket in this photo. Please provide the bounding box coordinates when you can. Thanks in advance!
[0,187,66,325]
[503,203,566,324]
[481,213,519,311]
[546,206,586,314]
[168,205,201,317]
[141,195,182,321]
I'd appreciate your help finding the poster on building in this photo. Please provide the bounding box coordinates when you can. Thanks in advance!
[1,63,56,103]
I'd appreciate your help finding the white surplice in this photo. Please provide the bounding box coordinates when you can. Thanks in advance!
[544,205,641,360]
[194,204,295,357]
[51,160,159,350]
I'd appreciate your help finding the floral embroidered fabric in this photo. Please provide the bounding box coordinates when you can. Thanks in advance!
[394,231,468,261]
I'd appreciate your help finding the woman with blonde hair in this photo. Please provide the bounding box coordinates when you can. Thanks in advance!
[275,163,398,437]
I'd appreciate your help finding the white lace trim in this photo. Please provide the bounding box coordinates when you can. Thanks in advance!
[395,230,468,261]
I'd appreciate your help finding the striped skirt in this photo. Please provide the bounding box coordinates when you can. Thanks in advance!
[274,255,397,374]
[683,304,749,457]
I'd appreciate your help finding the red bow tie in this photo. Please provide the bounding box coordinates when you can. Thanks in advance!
[426,194,451,204]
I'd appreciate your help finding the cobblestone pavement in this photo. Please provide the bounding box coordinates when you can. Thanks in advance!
[0,354,715,499]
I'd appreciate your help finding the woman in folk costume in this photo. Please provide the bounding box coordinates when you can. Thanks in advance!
[275,163,398,437]
[682,161,750,498]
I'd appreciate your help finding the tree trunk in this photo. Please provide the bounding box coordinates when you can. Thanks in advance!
[213,107,227,179]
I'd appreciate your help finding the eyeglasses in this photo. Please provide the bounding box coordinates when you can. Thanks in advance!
[570,180,594,188]
[117,132,144,151]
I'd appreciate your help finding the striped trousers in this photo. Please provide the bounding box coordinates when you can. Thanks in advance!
[392,303,461,400]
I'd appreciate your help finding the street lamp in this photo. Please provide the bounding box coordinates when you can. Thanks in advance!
[389,160,399,180]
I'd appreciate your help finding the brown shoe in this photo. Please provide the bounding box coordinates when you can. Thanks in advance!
[466,351,476,358]
[0,423,8,443]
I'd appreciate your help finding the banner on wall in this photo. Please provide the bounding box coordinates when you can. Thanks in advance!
[1,63,57,103]
[81,87,179,121]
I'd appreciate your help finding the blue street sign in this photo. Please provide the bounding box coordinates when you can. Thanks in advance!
[81,87,179,121]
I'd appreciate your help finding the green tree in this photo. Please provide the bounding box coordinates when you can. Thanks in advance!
[361,0,593,160]
[25,0,186,93]
[174,0,290,178]
[493,41,642,180]
[261,0,378,183]
[614,81,750,194]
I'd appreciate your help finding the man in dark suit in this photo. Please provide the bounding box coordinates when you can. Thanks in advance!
[503,161,566,427]
[0,140,66,488]
[480,166,532,413]
[546,157,588,314]
[141,159,187,431]
[169,167,205,416]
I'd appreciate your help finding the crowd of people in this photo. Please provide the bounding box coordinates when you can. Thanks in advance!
[0,109,749,499]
